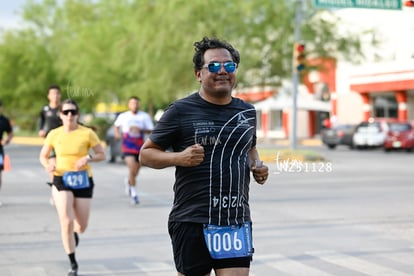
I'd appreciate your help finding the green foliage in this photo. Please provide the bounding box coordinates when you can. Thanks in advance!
[87,116,112,140]
[0,0,375,131]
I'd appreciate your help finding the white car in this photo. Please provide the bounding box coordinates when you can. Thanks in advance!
[353,120,393,148]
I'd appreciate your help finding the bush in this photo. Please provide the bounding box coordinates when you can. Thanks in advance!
[87,117,112,140]
[11,115,38,135]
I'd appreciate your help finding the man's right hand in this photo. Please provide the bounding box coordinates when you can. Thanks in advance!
[179,144,204,167]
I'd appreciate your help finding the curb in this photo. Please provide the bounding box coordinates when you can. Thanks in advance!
[11,137,44,146]
[10,137,322,163]
[259,139,322,147]
[12,137,322,147]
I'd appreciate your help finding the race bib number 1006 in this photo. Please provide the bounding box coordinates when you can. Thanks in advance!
[203,222,253,259]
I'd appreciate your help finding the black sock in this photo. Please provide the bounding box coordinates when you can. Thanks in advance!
[74,232,79,247]
[68,252,78,269]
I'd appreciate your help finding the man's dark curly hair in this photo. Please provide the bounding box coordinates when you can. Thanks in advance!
[48,84,61,92]
[193,37,240,71]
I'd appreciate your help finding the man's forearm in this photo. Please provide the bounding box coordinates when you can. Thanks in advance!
[140,148,178,169]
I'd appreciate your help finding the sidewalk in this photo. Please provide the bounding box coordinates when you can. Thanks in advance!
[10,136,323,164]
[11,136,44,146]
[258,137,322,147]
[10,136,110,148]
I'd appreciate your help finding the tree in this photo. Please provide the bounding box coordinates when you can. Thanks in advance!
[0,28,64,130]
[0,0,376,131]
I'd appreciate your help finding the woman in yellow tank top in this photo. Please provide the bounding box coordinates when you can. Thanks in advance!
[39,99,106,276]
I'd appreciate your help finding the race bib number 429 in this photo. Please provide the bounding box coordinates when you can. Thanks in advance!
[62,170,90,189]
[203,222,254,259]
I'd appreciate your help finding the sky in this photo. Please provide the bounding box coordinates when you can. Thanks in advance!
[335,7,414,62]
[0,0,30,29]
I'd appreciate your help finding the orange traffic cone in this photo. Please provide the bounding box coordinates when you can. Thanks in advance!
[3,154,11,172]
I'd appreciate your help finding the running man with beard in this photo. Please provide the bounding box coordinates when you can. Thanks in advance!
[140,37,269,276]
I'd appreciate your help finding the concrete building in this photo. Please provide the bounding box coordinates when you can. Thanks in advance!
[237,5,414,140]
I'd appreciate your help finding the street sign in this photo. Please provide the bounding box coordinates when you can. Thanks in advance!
[314,0,402,10]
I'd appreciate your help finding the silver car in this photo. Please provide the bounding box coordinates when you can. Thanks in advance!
[321,124,357,149]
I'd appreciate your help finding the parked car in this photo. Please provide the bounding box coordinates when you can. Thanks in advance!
[383,121,414,152]
[321,124,356,149]
[353,118,396,149]
[105,125,123,163]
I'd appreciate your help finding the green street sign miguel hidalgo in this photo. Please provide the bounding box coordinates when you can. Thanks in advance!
[314,0,402,10]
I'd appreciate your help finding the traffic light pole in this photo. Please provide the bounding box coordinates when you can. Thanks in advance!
[291,0,303,150]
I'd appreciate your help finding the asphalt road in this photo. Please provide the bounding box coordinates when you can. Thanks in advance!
[1,143,414,275]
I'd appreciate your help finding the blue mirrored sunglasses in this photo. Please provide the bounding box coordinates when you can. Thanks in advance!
[203,62,237,73]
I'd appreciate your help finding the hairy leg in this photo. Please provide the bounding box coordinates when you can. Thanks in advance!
[124,156,140,186]
[215,267,249,276]
[177,273,211,276]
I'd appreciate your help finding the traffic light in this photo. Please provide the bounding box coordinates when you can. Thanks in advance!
[405,0,414,7]
[293,42,306,72]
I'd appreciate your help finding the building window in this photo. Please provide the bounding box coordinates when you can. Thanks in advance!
[269,110,282,130]
[373,96,397,118]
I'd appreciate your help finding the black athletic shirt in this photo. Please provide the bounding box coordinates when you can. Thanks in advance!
[0,114,12,152]
[150,92,257,226]
[39,105,62,136]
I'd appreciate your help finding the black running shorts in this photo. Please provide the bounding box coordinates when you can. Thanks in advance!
[123,153,139,162]
[53,175,94,198]
[168,221,251,275]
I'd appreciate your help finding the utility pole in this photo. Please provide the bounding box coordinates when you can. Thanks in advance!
[290,0,303,150]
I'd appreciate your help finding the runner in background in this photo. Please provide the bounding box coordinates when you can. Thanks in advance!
[0,100,14,207]
[38,85,62,203]
[39,99,105,276]
[114,96,154,205]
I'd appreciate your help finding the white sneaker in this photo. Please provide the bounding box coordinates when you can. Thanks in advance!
[130,195,139,205]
